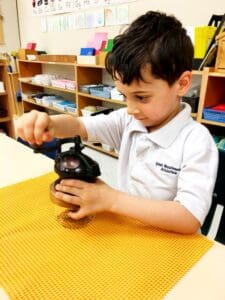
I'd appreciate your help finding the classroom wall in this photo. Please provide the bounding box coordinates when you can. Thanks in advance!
[17,0,225,55]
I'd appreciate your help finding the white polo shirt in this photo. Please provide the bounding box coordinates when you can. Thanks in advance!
[82,103,218,225]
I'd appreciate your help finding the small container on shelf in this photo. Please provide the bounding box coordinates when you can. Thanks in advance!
[32,74,58,86]
[42,95,58,107]
[65,80,76,90]
[89,85,113,98]
[51,79,75,90]
[51,79,67,89]
[77,55,97,65]
[79,84,103,94]
[81,105,97,116]
[64,101,77,113]
[203,103,225,123]
[52,100,68,111]
[101,143,114,152]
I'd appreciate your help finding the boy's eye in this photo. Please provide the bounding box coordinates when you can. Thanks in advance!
[136,95,150,101]
[136,96,145,100]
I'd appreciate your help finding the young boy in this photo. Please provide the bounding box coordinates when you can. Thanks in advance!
[16,11,218,234]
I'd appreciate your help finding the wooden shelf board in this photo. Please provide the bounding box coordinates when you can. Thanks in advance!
[18,59,75,66]
[208,71,225,78]
[192,70,203,75]
[23,98,77,117]
[200,119,225,127]
[76,64,105,69]
[83,142,118,158]
[19,78,76,94]
[78,92,126,105]
[0,116,12,123]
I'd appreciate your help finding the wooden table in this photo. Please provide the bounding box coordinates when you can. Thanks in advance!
[1,134,225,300]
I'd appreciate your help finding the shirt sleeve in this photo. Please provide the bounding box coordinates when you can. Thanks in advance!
[81,108,127,151]
[174,126,219,225]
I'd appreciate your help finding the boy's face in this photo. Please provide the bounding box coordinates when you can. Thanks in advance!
[115,66,191,131]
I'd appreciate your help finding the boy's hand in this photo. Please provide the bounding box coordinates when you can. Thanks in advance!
[54,178,117,219]
[16,110,55,145]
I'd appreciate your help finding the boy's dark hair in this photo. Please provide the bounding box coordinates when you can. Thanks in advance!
[105,11,194,86]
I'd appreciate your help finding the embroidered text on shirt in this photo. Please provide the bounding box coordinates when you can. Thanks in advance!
[155,162,181,175]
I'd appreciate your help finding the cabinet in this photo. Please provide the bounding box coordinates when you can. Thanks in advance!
[0,61,15,138]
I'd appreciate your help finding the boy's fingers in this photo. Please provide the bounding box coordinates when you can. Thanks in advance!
[67,208,87,220]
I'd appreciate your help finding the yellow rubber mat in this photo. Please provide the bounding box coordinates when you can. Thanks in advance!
[0,173,213,300]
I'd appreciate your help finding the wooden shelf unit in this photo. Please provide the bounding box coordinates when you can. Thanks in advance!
[18,59,77,116]
[0,62,15,138]
[197,67,225,129]
[17,57,225,157]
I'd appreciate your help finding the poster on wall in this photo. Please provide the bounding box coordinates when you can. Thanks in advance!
[40,3,129,32]
[32,0,136,16]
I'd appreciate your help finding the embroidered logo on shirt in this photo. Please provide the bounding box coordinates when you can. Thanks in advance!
[155,162,181,175]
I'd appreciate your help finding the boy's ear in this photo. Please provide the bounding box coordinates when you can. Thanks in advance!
[177,71,192,96]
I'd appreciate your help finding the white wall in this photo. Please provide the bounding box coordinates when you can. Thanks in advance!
[16,0,225,55]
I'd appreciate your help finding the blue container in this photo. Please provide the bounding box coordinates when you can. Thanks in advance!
[203,107,225,123]
[17,137,58,159]
[89,85,113,99]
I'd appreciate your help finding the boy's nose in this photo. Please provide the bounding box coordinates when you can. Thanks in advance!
[127,102,140,115]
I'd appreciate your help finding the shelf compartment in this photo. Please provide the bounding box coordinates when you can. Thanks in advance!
[19,78,76,94]
[83,141,118,158]
[200,119,225,127]
[23,98,77,117]
[203,76,225,108]
[78,92,126,106]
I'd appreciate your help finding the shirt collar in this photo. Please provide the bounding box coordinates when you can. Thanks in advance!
[128,102,193,148]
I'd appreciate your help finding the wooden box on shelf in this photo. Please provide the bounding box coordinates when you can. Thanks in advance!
[18,49,38,60]
[215,32,225,73]
[36,54,76,63]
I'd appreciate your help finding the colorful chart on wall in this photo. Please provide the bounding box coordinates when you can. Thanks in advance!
[32,0,136,16]
[38,0,132,31]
